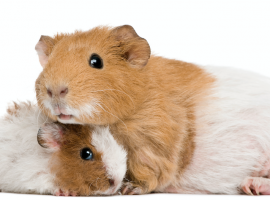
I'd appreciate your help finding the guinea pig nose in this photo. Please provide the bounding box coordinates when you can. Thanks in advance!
[109,179,115,187]
[60,88,68,97]
[47,89,52,98]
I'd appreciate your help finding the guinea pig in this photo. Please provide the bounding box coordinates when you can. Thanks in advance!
[35,25,270,195]
[0,101,127,196]
[38,122,127,196]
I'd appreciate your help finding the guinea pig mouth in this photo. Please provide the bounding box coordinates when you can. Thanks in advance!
[58,114,73,120]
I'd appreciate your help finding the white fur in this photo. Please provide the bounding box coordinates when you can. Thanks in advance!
[91,126,127,195]
[0,102,56,194]
[42,99,56,115]
[167,66,270,194]
[43,98,84,124]
[43,98,100,124]
[77,99,101,119]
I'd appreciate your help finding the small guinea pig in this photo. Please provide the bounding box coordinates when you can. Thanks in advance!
[35,25,270,195]
[38,122,127,196]
[0,102,127,196]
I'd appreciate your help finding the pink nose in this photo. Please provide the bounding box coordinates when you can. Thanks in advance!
[47,88,68,98]
[109,179,115,187]
[59,88,68,97]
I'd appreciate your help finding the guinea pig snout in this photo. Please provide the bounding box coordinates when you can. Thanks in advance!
[47,87,68,98]
[52,105,73,121]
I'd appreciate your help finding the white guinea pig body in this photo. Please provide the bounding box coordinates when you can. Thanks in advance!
[0,102,55,194]
[162,67,270,195]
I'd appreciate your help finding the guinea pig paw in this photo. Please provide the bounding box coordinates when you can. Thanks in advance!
[121,182,142,195]
[241,177,270,195]
[53,188,77,196]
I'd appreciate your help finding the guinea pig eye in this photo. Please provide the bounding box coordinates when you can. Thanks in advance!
[80,147,94,160]
[89,54,103,69]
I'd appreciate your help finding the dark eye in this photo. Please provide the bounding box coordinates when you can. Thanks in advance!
[89,54,103,69]
[80,147,94,160]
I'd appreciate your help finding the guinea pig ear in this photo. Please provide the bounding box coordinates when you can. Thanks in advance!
[37,122,64,151]
[35,36,55,68]
[111,25,151,68]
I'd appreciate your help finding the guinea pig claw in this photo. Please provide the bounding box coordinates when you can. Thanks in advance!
[53,189,62,196]
[121,185,129,195]
[243,185,253,196]
[121,182,142,195]
[70,191,77,196]
[64,190,69,196]
[53,188,77,196]
[128,187,142,195]
[241,177,270,195]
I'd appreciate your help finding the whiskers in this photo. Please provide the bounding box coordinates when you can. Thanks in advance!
[88,177,105,195]
[34,103,50,130]
[34,92,52,129]
[35,87,131,136]
[97,102,129,134]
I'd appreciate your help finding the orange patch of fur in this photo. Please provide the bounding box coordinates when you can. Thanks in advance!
[35,26,215,193]
[110,57,214,192]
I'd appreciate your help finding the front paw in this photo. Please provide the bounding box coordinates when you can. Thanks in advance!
[53,188,77,196]
[121,182,143,195]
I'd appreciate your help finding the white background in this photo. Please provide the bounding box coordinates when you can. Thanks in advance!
[0,0,270,199]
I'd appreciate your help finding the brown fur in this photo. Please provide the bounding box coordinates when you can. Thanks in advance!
[35,25,215,193]
[48,124,111,196]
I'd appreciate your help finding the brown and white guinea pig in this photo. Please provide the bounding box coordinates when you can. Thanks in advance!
[35,25,270,195]
[0,101,127,196]
[38,122,127,196]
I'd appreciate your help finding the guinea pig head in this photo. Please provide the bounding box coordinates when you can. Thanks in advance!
[37,123,127,196]
[35,25,151,125]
